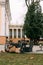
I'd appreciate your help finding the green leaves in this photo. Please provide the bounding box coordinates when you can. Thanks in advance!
[23,0,43,40]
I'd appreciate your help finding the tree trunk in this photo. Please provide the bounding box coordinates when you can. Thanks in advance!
[29,39,33,52]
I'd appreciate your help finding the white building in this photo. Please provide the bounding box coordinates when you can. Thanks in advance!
[9,25,24,43]
[0,0,11,44]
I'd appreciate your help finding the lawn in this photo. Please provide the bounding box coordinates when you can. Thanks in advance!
[0,52,43,65]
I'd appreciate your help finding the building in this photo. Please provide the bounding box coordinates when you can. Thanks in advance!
[0,0,29,45]
[0,0,11,44]
[9,25,24,43]
[9,24,30,43]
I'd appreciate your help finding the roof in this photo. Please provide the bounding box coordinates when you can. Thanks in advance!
[9,25,23,29]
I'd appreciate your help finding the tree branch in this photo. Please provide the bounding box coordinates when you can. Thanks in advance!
[25,0,29,7]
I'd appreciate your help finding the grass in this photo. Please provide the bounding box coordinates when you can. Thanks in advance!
[0,52,43,65]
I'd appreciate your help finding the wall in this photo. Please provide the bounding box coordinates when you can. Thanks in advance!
[0,44,5,52]
[0,5,2,35]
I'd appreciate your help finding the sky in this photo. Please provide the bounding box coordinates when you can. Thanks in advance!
[9,0,43,25]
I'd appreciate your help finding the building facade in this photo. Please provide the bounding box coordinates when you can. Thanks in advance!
[0,0,11,44]
[9,25,24,43]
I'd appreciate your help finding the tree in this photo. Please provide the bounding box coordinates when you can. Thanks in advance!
[23,0,43,51]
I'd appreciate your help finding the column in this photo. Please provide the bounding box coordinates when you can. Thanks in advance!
[16,29,18,38]
[21,28,22,38]
[12,29,14,38]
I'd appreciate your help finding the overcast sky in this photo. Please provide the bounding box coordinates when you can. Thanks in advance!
[9,0,43,25]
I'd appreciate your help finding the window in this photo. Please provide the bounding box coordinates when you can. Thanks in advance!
[9,29,12,38]
[18,29,21,38]
[14,29,16,38]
